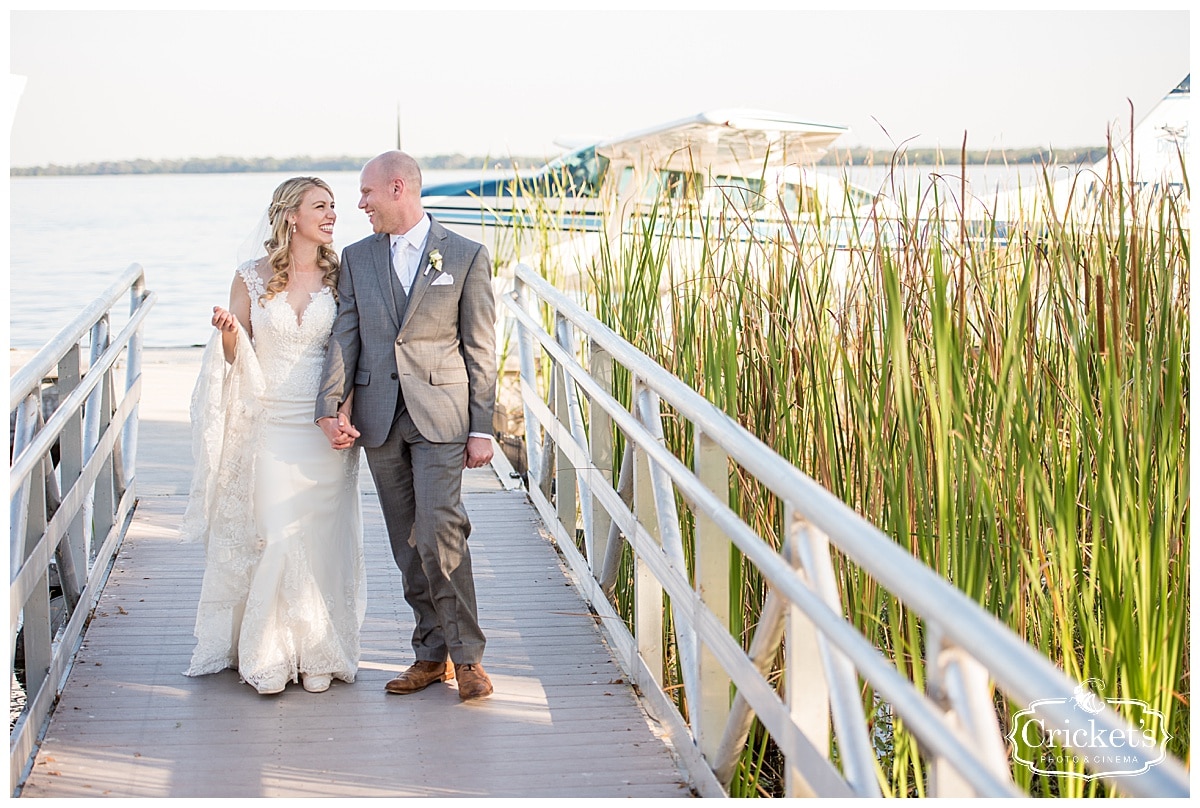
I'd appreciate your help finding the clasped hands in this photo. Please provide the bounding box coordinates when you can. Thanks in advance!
[319,416,492,470]
[319,414,360,450]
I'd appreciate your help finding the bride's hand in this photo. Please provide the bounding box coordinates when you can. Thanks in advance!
[212,306,238,332]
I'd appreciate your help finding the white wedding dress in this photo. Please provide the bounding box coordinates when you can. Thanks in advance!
[182,262,365,692]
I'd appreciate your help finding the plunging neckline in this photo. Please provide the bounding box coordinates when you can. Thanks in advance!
[279,287,329,329]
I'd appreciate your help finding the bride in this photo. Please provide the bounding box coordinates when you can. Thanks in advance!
[182,176,366,695]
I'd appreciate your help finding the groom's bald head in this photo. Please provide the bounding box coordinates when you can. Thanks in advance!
[360,150,425,235]
[369,151,423,196]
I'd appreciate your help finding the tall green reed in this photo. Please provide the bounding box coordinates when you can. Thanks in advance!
[510,151,1188,796]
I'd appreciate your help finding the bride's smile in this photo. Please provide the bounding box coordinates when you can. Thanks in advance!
[291,188,336,246]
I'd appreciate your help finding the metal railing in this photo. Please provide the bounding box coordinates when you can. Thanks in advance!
[9,264,156,793]
[501,263,1189,798]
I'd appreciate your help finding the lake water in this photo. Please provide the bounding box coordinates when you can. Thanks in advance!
[8,164,1049,349]
[8,170,475,349]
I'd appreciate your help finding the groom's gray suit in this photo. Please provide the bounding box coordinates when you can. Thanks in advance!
[317,215,496,665]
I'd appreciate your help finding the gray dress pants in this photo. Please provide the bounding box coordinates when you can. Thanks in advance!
[365,405,485,665]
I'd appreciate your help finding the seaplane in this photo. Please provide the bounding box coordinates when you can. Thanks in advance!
[419,109,886,276]
[423,74,1188,279]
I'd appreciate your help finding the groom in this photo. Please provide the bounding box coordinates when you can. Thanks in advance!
[317,150,497,700]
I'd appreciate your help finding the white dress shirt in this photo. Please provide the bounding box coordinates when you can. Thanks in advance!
[390,213,432,293]
[390,214,490,443]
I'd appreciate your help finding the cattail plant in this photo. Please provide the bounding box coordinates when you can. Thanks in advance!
[509,147,1189,796]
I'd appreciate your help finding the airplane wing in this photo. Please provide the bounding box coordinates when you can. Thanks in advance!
[593,109,848,174]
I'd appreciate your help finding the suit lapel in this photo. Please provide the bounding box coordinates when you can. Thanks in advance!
[371,233,402,331]
[399,218,449,331]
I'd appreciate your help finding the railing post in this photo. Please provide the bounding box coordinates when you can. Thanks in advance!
[693,428,731,761]
[632,377,664,686]
[553,316,578,546]
[636,388,698,726]
[794,518,879,797]
[783,507,829,797]
[81,320,106,563]
[20,454,52,701]
[588,339,615,579]
[95,357,119,557]
[713,587,788,789]
[927,628,1012,796]
[598,442,633,597]
[555,316,595,563]
[120,276,145,486]
[55,345,85,611]
[512,276,544,489]
[9,396,39,577]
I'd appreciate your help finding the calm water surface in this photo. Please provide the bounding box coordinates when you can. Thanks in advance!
[8,171,485,349]
[9,165,1048,349]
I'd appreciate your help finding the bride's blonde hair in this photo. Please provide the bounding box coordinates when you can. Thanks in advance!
[260,176,339,302]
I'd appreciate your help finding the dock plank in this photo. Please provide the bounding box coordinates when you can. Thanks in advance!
[17,348,692,798]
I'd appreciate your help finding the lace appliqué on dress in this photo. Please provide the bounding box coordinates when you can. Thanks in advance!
[240,261,336,403]
[181,326,268,675]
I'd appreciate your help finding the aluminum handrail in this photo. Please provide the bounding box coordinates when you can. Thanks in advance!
[9,309,153,499]
[9,264,155,795]
[10,262,148,406]
[502,262,1188,798]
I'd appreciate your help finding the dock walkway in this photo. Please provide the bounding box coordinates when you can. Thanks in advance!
[16,348,692,798]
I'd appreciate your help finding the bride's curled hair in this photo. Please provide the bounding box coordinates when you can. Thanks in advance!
[260,176,339,302]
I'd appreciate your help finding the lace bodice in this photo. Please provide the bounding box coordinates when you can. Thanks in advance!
[237,263,334,402]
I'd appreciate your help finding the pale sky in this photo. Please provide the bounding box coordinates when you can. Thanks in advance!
[7,4,1193,168]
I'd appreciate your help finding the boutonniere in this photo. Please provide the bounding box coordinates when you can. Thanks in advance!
[424,249,443,276]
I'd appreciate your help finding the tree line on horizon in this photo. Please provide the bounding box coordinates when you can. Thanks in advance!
[9,153,534,177]
[11,146,1108,177]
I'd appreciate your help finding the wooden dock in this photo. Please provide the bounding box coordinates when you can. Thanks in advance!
[16,348,693,798]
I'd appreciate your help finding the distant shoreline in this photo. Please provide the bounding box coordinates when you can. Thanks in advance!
[9,154,541,177]
[11,146,1107,177]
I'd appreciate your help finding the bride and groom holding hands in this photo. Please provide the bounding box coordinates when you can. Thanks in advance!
[182,151,497,701]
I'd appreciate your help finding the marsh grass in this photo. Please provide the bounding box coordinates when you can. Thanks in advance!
[510,152,1188,796]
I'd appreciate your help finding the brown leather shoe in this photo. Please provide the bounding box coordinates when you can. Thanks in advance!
[455,663,493,700]
[385,660,455,694]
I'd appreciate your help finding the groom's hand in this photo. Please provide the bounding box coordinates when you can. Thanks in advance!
[318,414,360,450]
[464,436,493,469]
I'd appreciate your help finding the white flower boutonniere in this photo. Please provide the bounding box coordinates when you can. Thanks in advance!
[424,250,443,276]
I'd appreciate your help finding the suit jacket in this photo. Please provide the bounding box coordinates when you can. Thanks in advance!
[317,215,497,448]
